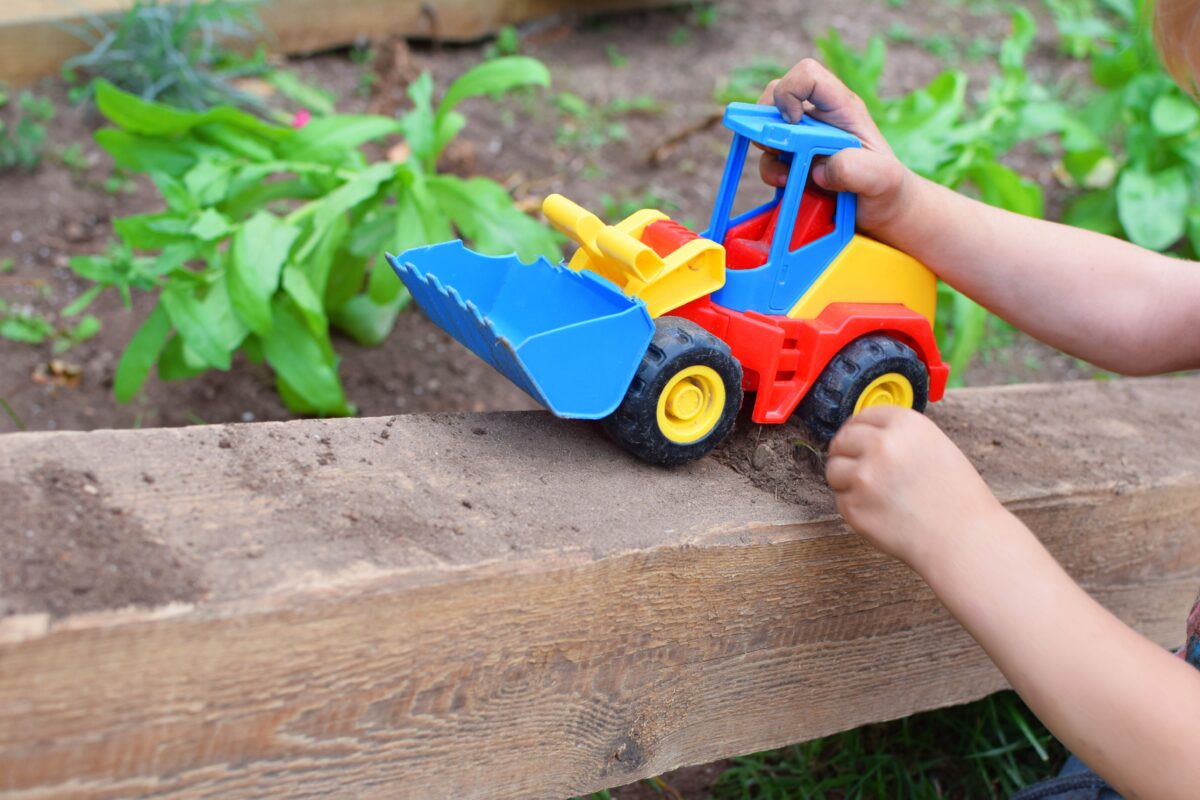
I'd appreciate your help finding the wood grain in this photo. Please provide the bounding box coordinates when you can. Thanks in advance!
[1,377,1198,799]
[0,0,670,86]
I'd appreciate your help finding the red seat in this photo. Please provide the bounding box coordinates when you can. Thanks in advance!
[723,179,837,270]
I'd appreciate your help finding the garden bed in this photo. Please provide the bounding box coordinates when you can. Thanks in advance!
[0,0,1095,436]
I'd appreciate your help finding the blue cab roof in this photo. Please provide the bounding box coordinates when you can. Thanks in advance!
[722,102,861,153]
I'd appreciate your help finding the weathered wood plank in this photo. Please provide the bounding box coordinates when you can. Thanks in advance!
[0,0,669,86]
[1,377,1198,799]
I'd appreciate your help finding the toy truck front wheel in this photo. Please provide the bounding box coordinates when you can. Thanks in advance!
[602,317,743,466]
[798,334,929,442]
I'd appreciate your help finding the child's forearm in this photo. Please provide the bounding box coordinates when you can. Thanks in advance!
[918,508,1200,800]
[879,175,1200,375]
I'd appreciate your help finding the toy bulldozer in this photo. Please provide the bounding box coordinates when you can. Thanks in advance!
[387,103,949,466]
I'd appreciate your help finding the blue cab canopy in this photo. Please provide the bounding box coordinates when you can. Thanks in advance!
[706,103,862,315]
[721,101,860,153]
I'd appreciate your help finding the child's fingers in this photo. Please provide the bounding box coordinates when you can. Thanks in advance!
[759,151,789,187]
[829,417,879,458]
[825,454,857,491]
[811,148,904,199]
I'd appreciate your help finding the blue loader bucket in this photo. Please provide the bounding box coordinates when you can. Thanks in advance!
[387,241,655,419]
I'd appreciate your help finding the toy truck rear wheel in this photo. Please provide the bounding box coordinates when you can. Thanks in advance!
[602,317,743,466]
[799,334,929,443]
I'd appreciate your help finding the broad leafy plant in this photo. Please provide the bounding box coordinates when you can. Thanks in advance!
[70,57,558,415]
[818,9,1053,382]
[1046,0,1200,257]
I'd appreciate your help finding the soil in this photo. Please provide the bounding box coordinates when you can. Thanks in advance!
[0,0,1087,436]
[0,462,204,617]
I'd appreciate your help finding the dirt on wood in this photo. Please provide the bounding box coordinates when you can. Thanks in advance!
[0,463,204,617]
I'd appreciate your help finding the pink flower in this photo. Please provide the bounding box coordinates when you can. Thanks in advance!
[291,109,312,129]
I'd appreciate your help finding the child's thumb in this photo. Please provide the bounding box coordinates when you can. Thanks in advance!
[811,148,900,198]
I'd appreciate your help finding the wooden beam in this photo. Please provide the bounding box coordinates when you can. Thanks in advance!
[0,0,669,86]
[1,377,1198,798]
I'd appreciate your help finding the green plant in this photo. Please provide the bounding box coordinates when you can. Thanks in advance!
[68,57,558,416]
[1045,0,1200,257]
[714,59,788,106]
[818,9,1054,382]
[554,92,661,149]
[605,43,628,68]
[58,142,89,174]
[0,89,55,172]
[0,298,100,353]
[64,0,270,112]
[691,2,719,28]
[712,691,1060,799]
[486,25,522,59]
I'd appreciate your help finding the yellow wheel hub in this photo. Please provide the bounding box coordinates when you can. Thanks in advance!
[657,365,725,444]
[853,372,915,414]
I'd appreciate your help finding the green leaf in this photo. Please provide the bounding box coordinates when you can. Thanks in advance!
[195,122,276,162]
[94,129,197,176]
[1188,206,1200,256]
[427,175,562,260]
[281,264,327,337]
[229,211,300,335]
[300,214,350,300]
[1150,94,1200,137]
[999,8,1037,73]
[399,73,437,169]
[0,313,53,344]
[95,79,199,136]
[157,335,208,381]
[1063,189,1121,236]
[946,289,989,384]
[294,162,397,261]
[437,56,550,123]
[161,278,248,370]
[366,256,406,304]
[94,80,288,141]
[965,161,1043,217]
[1116,166,1189,250]
[152,174,197,212]
[266,70,336,115]
[62,284,104,317]
[816,29,885,112]
[330,290,410,346]
[261,296,351,415]
[114,213,193,250]
[114,301,172,402]
[282,114,402,164]
[189,209,232,241]
[183,160,235,206]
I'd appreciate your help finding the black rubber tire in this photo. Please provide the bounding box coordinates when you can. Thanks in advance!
[602,317,743,466]
[798,334,929,443]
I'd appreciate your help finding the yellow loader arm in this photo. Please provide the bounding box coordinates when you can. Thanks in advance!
[542,194,725,318]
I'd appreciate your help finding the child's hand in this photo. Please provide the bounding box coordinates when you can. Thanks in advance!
[758,59,915,236]
[825,406,1005,571]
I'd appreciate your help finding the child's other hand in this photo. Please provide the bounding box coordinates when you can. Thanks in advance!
[758,59,914,236]
[825,406,1005,571]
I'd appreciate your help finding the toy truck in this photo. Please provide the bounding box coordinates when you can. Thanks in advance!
[387,102,949,465]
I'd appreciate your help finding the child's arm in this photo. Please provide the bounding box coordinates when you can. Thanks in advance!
[826,407,1200,800]
[760,60,1200,375]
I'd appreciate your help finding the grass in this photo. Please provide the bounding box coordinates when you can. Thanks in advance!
[710,692,1062,799]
